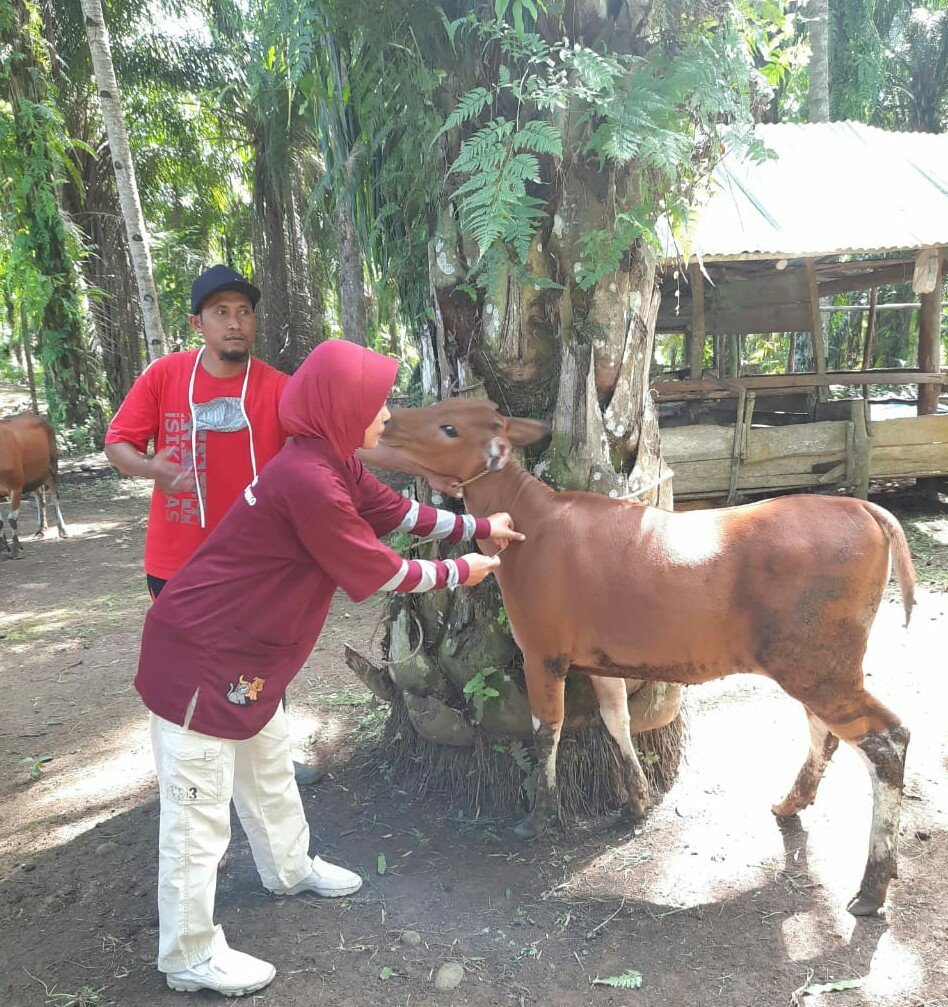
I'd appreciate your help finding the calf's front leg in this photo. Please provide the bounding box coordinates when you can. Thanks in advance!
[514,657,566,840]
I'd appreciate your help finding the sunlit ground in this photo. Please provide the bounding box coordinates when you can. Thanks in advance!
[2,569,944,1003]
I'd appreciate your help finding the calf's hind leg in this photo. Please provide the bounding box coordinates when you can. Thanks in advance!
[33,488,48,537]
[772,707,838,817]
[47,478,68,538]
[806,688,909,916]
[590,675,650,821]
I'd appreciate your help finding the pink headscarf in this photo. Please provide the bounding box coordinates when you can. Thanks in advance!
[279,340,399,459]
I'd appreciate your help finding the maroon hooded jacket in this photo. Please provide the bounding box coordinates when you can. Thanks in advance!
[135,341,415,740]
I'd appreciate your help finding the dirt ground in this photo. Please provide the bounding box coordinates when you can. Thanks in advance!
[1,457,947,1007]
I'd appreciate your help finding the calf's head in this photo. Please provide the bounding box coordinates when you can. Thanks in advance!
[382,399,548,481]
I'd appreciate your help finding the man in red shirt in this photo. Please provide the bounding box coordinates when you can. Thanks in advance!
[105,266,288,594]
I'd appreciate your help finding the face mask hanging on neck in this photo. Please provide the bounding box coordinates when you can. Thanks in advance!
[186,347,258,528]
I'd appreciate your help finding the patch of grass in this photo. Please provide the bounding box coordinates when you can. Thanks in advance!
[878,494,948,591]
[59,472,151,504]
[2,590,149,645]
[326,688,373,707]
[356,701,391,743]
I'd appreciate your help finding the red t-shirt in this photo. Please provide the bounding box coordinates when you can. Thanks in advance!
[105,350,288,579]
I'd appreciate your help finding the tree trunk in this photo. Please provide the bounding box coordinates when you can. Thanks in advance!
[78,0,165,362]
[808,0,830,122]
[21,304,39,413]
[61,141,145,407]
[363,3,686,819]
[250,128,323,372]
[335,199,367,345]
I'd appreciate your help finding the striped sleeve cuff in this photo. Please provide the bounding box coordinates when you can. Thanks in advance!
[377,558,470,593]
[395,502,491,544]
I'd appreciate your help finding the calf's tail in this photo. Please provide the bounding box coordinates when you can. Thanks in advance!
[864,502,916,627]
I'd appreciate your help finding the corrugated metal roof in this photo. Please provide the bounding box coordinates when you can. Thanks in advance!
[660,122,948,262]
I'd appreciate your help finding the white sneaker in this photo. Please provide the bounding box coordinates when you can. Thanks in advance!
[166,947,276,996]
[274,856,363,898]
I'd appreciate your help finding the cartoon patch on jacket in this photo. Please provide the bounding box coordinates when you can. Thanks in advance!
[226,675,266,705]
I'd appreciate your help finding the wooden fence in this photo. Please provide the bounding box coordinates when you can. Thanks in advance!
[663,404,948,501]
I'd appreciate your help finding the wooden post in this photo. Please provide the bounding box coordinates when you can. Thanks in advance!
[726,388,755,505]
[804,259,829,402]
[917,252,943,416]
[861,286,878,371]
[851,398,870,499]
[727,334,741,378]
[787,332,797,373]
[688,263,705,379]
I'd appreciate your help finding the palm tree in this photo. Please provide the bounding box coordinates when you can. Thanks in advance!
[286,0,762,817]
[884,5,948,131]
[78,0,166,362]
[809,0,830,120]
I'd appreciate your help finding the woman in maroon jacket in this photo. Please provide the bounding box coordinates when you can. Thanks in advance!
[137,339,522,997]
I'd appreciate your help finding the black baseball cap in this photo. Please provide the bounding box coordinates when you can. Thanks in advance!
[190,265,261,314]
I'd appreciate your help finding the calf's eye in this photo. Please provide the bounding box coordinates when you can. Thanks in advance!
[440,424,458,438]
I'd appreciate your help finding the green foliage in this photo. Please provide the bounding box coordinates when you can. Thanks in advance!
[0,0,101,429]
[493,738,537,802]
[442,9,759,291]
[880,4,948,132]
[463,664,501,722]
[450,117,548,263]
[592,969,644,989]
[18,753,53,781]
[830,0,886,122]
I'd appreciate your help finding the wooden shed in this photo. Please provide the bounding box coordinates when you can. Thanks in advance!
[654,122,948,501]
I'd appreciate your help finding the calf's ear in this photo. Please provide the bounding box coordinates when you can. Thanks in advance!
[506,418,550,446]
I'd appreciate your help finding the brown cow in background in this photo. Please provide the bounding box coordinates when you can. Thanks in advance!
[381,397,915,917]
[0,413,68,559]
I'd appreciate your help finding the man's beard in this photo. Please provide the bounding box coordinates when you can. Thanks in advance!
[218,348,250,363]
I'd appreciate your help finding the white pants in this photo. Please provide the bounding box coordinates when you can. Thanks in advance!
[150,706,314,972]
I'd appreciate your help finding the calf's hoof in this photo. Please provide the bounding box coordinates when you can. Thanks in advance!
[846,891,884,917]
[622,802,648,825]
[513,815,546,841]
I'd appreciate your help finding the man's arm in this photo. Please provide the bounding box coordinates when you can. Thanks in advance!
[357,444,463,498]
[104,442,196,494]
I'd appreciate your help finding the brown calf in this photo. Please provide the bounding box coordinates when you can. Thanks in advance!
[0,413,68,559]
[382,398,915,917]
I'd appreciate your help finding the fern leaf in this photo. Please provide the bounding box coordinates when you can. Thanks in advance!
[440,87,493,136]
[592,970,643,990]
[512,119,562,156]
